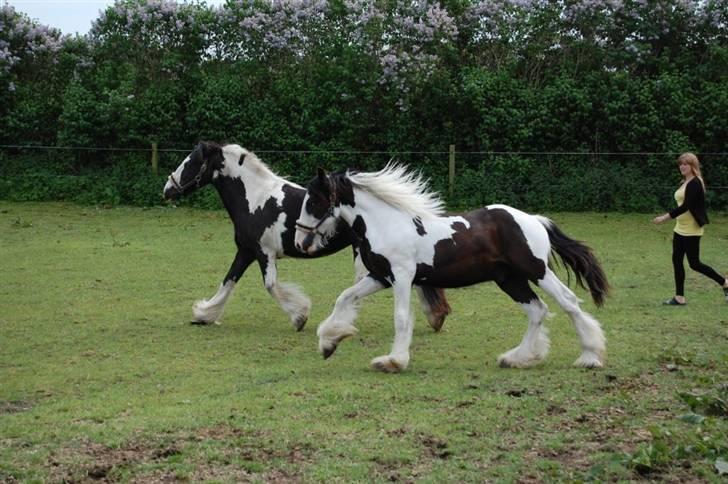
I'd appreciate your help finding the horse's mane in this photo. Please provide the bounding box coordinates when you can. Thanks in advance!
[347,162,445,219]
[222,144,293,186]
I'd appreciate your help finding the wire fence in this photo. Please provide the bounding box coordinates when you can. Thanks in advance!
[2,144,728,156]
[2,144,728,210]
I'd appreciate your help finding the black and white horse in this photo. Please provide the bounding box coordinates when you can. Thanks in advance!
[294,164,609,372]
[162,142,451,330]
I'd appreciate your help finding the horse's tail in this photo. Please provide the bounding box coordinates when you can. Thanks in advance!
[536,216,610,307]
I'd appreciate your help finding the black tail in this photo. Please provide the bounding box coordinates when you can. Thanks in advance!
[540,218,610,307]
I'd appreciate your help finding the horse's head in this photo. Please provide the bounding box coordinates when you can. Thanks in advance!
[295,168,343,254]
[163,142,224,200]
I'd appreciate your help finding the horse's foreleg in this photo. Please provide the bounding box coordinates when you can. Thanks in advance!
[318,275,385,359]
[352,248,368,283]
[371,273,415,373]
[538,269,606,368]
[495,276,551,368]
[258,252,311,331]
[415,286,451,332]
[192,250,255,324]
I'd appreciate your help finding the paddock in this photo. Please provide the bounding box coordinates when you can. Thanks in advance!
[1,202,727,482]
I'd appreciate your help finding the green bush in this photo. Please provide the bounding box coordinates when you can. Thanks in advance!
[2,1,727,210]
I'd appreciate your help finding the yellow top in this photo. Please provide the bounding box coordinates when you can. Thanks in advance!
[674,182,704,236]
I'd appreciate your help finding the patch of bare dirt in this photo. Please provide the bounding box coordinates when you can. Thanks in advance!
[419,434,452,460]
[47,439,182,482]
[0,400,33,414]
[518,399,674,481]
[45,424,311,482]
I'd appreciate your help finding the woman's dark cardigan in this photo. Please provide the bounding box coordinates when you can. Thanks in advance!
[669,177,709,227]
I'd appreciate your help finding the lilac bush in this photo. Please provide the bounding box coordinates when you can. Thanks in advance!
[0,4,67,86]
[210,0,329,62]
[90,0,214,77]
[343,1,459,109]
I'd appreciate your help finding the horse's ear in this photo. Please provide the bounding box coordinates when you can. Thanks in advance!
[317,167,328,181]
[195,141,210,159]
[198,141,222,160]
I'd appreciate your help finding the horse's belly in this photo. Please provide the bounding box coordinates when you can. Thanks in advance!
[414,257,502,288]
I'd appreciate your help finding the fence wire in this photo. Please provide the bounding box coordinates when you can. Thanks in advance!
[2,145,727,210]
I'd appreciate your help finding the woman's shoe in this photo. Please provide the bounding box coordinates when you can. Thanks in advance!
[663,297,686,306]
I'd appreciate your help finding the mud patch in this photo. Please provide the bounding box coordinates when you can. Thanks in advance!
[47,439,182,482]
[45,425,310,482]
[0,400,33,414]
[420,434,452,460]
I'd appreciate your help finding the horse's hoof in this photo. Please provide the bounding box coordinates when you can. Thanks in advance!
[322,345,337,359]
[429,315,446,332]
[498,359,514,368]
[190,320,217,326]
[573,358,604,369]
[371,356,405,373]
[293,315,308,332]
[574,351,604,368]
[497,355,541,368]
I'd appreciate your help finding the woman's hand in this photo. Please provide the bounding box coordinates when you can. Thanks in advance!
[653,214,670,224]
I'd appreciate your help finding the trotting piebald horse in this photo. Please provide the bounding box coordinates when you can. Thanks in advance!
[294,164,609,372]
[162,142,451,330]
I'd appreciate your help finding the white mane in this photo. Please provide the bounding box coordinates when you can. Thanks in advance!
[222,144,296,187]
[347,162,445,219]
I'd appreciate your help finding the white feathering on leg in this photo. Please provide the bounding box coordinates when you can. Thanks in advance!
[192,280,236,324]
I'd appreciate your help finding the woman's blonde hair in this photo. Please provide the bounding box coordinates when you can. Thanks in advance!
[677,152,705,187]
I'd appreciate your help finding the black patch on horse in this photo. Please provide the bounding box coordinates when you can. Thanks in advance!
[352,216,394,287]
[413,217,427,236]
[333,174,356,207]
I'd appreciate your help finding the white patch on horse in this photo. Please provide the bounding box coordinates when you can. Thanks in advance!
[344,190,469,270]
[220,145,296,213]
[164,154,190,194]
[260,212,287,257]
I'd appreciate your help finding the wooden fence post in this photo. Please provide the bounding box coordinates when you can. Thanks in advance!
[448,144,455,199]
[151,142,158,175]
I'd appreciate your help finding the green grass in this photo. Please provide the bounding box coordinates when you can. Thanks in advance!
[1,202,727,482]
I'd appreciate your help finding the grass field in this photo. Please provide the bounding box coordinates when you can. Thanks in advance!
[1,202,727,483]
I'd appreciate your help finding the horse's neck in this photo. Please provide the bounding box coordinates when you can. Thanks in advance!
[227,161,285,191]
[214,166,290,224]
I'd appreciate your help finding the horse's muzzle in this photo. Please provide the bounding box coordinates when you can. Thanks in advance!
[163,180,181,201]
[295,231,316,254]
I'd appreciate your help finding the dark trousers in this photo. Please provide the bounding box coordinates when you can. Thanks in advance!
[672,233,726,296]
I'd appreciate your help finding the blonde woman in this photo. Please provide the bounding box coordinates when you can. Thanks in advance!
[653,152,728,305]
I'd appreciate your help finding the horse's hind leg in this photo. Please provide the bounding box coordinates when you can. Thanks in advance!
[415,286,451,332]
[538,269,606,368]
[257,251,312,331]
[193,250,255,324]
[496,276,551,368]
